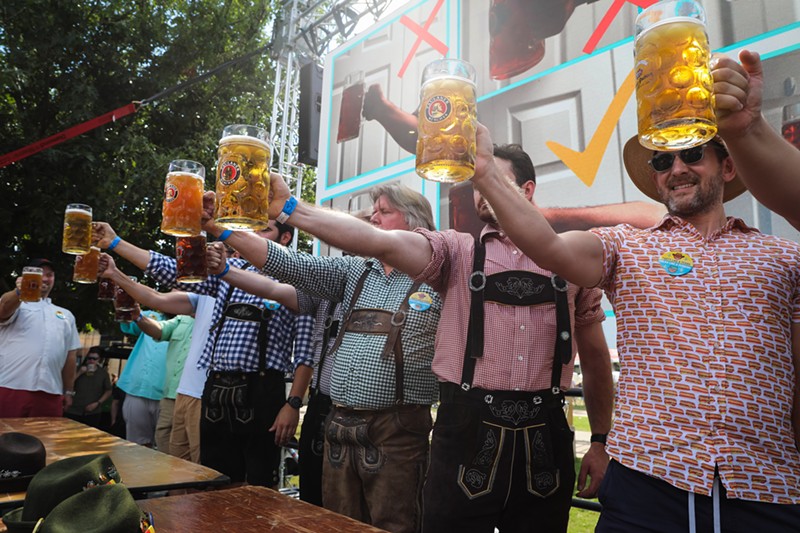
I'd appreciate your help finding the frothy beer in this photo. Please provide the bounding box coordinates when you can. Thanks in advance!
[176,235,208,283]
[63,204,93,255]
[73,246,100,284]
[214,125,272,231]
[161,165,205,237]
[634,2,716,150]
[416,59,478,183]
[20,267,43,302]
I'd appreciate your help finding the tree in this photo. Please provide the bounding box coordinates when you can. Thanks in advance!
[0,0,284,333]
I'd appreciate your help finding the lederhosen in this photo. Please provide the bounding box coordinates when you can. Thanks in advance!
[201,284,285,435]
[324,262,422,468]
[439,239,573,500]
[298,300,339,505]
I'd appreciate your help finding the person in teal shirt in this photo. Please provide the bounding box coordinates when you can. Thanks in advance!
[117,308,167,447]
[136,312,195,455]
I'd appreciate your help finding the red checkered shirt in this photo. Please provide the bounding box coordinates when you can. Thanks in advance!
[414,225,604,392]
[590,215,800,503]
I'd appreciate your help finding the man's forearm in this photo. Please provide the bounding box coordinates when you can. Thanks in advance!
[105,239,151,270]
[62,350,78,393]
[136,314,163,341]
[0,288,21,321]
[288,364,314,399]
[221,268,299,312]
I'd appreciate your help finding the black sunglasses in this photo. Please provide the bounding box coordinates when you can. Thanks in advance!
[649,145,715,172]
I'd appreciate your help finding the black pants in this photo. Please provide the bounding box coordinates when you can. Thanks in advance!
[423,385,575,533]
[597,460,800,533]
[298,390,332,506]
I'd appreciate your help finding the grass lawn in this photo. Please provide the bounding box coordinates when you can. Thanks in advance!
[569,404,601,532]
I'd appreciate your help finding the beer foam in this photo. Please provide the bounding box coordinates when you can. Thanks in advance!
[65,207,92,216]
[167,171,204,181]
[636,17,704,41]
[421,74,477,88]
[219,135,271,151]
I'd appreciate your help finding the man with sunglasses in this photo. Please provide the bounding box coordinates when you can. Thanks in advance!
[65,346,112,429]
[468,119,800,532]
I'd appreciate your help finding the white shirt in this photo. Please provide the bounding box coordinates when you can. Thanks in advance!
[175,294,213,399]
[0,299,81,395]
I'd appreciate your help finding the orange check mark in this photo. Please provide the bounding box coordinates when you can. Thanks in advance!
[546,69,635,187]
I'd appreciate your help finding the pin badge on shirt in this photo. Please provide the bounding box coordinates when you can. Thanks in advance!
[659,251,694,276]
[55,310,66,320]
[408,292,433,311]
[263,299,282,311]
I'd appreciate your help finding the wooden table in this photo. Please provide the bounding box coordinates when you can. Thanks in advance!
[0,417,228,509]
[138,486,388,532]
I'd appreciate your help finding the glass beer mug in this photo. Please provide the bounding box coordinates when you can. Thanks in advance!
[73,246,100,284]
[62,204,93,255]
[161,159,206,236]
[634,0,716,150]
[489,0,546,80]
[114,276,137,312]
[781,102,800,150]
[19,267,43,302]
[337,72,366,143]
[175,233,208,283]
[416,59,478,183]
[213,124,272,231]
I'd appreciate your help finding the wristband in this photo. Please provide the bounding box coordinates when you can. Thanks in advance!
[276,196,298,224]
[218,229,233,242]
[214,263,231,278]
[590,433,608,445]
[15,288,20,297]
[64,390,76,397]
[107,236,121,251]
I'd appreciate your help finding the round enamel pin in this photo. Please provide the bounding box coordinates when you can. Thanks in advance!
[263,299,282,311]
[659,251,693,276]
[408,292,433,311]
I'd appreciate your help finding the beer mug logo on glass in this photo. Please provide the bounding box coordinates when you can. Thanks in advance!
[213,124,272,231]
[97,277,116,301]
[114,276,137,312]
[175,233,208,283]
[161,160,206,237]
[416,59,478,183]
[19,267,43,303]
[73,246,101,284]
[63,204,93,255]
[634,0,716,150]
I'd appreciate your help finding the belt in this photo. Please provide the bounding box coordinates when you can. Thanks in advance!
[439,381,563,407]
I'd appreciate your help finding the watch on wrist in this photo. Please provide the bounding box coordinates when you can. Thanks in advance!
[64,390,76,397]
[590,433,608,445]
[286,396,303,409]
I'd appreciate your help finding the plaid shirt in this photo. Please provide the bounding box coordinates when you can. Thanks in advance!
[297,293,342,396]
[590,216,800,504]
[263,241,441,409]
[146,252,314,373]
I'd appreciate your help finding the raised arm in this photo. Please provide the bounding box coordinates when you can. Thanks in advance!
[98,254,195,316]
[201,178,434,279]
[713,50,800,230]
[0,278,24,320]
[206,244,300,312]
[135,313,164,342]
[470,123,605,287]
[92,222,152,270]
[362,83,419,153]
[540,201,665,233]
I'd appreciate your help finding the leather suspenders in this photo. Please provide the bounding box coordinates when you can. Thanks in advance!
[461,239,572,392]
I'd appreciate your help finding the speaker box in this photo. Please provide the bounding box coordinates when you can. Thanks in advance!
[298,62,323,166]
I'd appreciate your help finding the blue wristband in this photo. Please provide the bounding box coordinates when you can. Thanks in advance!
[218,229,233,242]
[107,236,121,252]
[214,263,231,278]
[276,196,298,224]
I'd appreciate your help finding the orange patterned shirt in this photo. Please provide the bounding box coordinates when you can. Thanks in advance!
[590,215,800,504]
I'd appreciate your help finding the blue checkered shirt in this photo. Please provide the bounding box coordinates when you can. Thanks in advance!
[146,252,314,373]
[263,241,441,409]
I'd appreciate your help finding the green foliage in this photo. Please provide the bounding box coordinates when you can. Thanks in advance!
[0,0,283,333]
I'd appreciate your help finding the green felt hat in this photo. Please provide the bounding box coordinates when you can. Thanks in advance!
[2,454,120,533]
[34,484,150,533]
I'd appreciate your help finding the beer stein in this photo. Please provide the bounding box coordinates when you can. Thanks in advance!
[62,204,93,255]
[19,267,43,302]
[73,246,100,284]
[175,233,208,283]
[416,59,478,183]
[634,0,716,150]
[336,72,366,143]
[213,124,272,231]
[114,276,137,311]
[114,307,137,323]
[161,159,206,236]
[97,277,117,301]
[782,102,800,150]
[489,0,546,80]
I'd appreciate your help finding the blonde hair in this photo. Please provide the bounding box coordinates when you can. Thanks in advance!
[369,183,435,230]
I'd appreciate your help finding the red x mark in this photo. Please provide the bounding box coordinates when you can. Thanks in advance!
[397,0,448,79]
[583,0,657,54]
